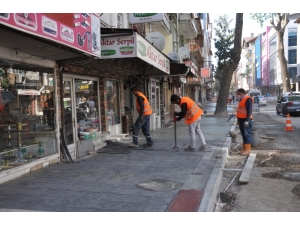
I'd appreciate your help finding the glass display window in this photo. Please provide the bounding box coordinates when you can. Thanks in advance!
[0,68,57,170]
[74,79,99,140]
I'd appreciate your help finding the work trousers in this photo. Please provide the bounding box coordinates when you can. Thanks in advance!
[132,115,153,145]
[238,119,253,144]
[188,117,206,148]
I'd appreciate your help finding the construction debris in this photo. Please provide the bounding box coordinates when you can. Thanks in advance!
[239,153,257,184]
[260,136,275,140]
[229,131,237,143]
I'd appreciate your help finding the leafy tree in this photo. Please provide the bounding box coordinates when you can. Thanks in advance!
[239,65,251,79]
[213,14,243,116]
[250,13,291,92]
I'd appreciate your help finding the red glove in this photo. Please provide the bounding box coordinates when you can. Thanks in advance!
[173,117,177,122]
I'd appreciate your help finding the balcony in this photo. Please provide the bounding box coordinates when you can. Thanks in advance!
[186,75,202,86]
[128,13,171,35]
[178,14,197,41]
[244,49,252,57]
[149,13,171,35]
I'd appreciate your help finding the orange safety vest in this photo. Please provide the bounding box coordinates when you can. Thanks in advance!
[236,95,253,119]
[135,91,152,115]
[180,97,203,125]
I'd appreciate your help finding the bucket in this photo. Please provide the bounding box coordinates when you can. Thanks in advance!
[80,132,90,140]
[251,128,259,147]
[90,129,98,140]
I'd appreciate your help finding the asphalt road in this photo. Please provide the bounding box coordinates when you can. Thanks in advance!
[256,102,300,129]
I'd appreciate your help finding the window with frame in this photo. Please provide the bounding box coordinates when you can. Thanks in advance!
[288,49,297,64]
[289,67,297,78]
[269,53,277,71]
[117,13,123,28]
[269,69,277,85]
[288,28,297,47]
[262,42,266,56]
[269,36,277,55]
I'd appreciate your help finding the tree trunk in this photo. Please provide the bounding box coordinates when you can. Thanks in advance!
[270,13,290,92]
[214,13,243,116]
[277,29,291,92]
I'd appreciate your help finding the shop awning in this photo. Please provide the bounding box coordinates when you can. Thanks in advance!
[101,31,170,74]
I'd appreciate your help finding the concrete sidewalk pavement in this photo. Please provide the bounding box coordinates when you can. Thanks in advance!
[0,103,235,212]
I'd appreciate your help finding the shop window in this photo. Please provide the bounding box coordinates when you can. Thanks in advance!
[0,68,57,170]
[106,80,120,126]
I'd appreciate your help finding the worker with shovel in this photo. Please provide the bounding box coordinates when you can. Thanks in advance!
[171,94,206,151]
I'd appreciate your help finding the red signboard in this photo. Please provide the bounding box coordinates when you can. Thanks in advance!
[201,68,210,77]
[0,13,101,58]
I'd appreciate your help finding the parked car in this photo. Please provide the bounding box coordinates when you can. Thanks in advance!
[258,95,267,106]
[276,95,300,116]
[282,91,300,97]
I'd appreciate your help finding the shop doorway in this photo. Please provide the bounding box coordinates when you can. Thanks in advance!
[63,75,100,159]
[149,79,160,130]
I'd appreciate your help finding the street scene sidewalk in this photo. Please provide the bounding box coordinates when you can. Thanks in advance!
[0,102,235,212]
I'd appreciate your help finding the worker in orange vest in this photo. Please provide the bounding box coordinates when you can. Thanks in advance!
[128,86,154,148]
[236,88,254,156]
[171,94,206,151]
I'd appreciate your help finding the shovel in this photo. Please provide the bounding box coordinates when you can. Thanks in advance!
[172,119,179,150]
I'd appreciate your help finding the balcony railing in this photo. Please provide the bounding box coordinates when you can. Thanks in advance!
[178,14,197,40]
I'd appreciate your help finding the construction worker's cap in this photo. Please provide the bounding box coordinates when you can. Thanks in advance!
[170,95,180,103]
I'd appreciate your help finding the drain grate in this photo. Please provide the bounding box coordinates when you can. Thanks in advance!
[136,179,182,191]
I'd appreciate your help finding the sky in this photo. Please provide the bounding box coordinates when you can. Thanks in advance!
[209,13,271,65]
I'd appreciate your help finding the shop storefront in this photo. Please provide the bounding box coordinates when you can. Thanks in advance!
[0,13,101,184]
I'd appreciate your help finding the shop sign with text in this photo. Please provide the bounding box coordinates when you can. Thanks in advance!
[101,33,170,74]
[136,33,169,74]
[128,13,164,24]
[101,34,136,58]
[201,68,210,77]
[0,13,101,58]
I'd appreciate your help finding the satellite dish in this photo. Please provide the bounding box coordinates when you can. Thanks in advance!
[145,32,165,51]
[178,47,190,59]
[167,51,180,62]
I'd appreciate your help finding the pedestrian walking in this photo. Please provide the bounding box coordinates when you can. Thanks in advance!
[171,94,206,151]
[236,88,254,156]
[128,86,154,148]
[232,95,235,103]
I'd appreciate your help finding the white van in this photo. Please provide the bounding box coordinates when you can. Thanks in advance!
[248,89,261,97]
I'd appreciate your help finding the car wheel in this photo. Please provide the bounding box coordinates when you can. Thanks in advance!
[282,108,287,116]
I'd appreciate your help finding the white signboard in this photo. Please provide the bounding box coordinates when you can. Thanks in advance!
[101,34,136,58]
[136,33,170,74]
[128,13,164,24]
[17,89,41,95]
[101,33,170,74]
